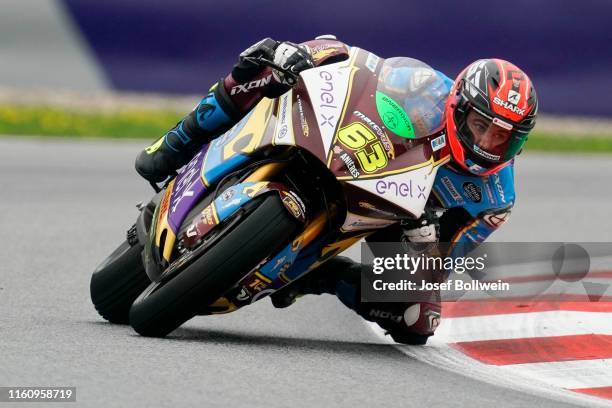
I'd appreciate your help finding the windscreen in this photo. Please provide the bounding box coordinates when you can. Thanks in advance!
[376,57,451,139]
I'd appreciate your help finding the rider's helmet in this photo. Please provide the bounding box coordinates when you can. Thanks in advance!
[445,59,538,175]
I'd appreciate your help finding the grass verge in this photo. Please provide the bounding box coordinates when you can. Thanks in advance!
[1,104,611,153]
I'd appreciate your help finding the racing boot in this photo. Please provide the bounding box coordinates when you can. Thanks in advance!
[135,86,235,183]
[135,126,201,183]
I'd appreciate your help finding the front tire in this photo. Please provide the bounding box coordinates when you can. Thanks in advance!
[129,194,300,337]
[90,234,151,324]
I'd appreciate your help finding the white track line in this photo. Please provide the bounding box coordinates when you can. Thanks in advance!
[434,311,612,342]
[366,321,612,407]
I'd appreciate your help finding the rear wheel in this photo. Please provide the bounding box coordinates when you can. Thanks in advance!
[90,230,151,324]
[129,194,300,337]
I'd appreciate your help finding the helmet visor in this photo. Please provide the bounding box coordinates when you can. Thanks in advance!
[458,107,528,163]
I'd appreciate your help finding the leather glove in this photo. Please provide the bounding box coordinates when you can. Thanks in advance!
[271,41,314,85]
[233,38,313,86]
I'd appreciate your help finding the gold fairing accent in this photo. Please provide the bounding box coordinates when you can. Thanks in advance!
[154,180,178,262]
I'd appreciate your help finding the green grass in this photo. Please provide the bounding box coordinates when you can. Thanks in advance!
[0,105,183,139]
[1,104,611,153]
[525,133,612,153]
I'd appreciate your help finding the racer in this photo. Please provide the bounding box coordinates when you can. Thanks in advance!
[134,36,538,344]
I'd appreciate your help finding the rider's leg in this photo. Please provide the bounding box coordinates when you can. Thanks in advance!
[135,83,239,182]
[271,256,441,345]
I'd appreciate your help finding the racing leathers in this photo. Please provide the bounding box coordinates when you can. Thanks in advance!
[135,37,515,345]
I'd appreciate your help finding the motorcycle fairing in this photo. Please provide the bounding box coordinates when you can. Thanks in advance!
[148,48,453,300]
[150,99,277,264]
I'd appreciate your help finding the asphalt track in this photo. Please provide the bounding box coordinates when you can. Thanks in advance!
[2,137,611,408]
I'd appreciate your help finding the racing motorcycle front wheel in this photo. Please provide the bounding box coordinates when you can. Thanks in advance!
[129,194,301,337]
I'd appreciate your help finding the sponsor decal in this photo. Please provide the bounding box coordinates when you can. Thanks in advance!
[375,180,427,200]
[312,47,336,62]
[483,210,510,228]
[473,144,501,161]
[341,213,395,232]
[375,91,415,138]
[430,133,446,152]
[280,191,306,220]
[441,176,463,203]
[230,75,272,95]
[171,151,202,214]
[338,122,389,173]
[358,201,397,217]
[464,159,486,175]
[236,287,250,301]
[463,182,482,203]
[296,94,309,137]
[492,117,513,130]
[369,309,402,323]
[310,43,333,56]
[201,205,218,225]
[185,224,198,238]
[282,194,303,219]
[302,65,350,151]
[365,52,380,73]
[353,110,395,158]
[492,174,507,204]
[493,96,525,115]
[220,188,235,201]
[340,152,361,178]
[318,70,338,126]
[507,89,521,105]
[464,60,488,98]
[278,94,289,138]
[248,278,268,292]
[483,182,496,204]
[274,91,294,144]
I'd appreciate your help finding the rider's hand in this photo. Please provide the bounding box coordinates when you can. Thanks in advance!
[271,42,314,86]
[233,38,279,82]
[233,38,313,86]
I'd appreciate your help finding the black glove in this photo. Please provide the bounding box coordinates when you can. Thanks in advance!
[232,38,314,86]
[232,38,279,82]
[270,41,314,85]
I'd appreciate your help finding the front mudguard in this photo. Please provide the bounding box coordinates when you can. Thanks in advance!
[141,180,307,283]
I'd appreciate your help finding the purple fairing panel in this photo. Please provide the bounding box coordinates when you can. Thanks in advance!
[167,147,208,232]
[61,0,612,116]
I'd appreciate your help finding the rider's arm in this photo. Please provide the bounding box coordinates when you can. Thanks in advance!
[221,37,350,115]
[136,37,348,182]
[169,36,350,144]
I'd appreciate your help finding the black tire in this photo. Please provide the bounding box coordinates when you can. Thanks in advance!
[90,238,151,324]
[129,194,299,337]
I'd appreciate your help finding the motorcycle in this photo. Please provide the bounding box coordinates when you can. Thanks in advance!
[90,47,451,337]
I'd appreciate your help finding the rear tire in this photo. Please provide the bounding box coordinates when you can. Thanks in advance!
[129,194,300,337]
[90,236,151,324]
